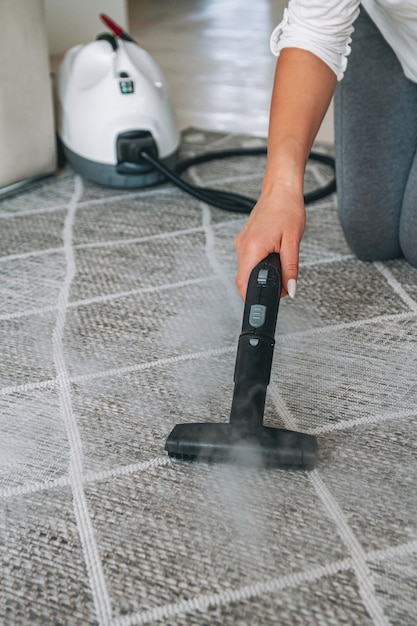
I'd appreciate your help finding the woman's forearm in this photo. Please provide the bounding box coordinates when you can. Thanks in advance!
[235,48,337,299]
[264,47,337,193]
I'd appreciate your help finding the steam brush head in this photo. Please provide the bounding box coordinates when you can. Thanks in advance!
[165,422,318,470]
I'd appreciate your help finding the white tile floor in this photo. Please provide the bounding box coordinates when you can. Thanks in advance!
[127,0,334,142]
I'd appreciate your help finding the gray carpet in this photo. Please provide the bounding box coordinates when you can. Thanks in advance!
[1,128,416,626]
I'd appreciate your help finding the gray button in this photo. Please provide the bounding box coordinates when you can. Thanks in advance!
[257,269,269,284]
[249,304,266,328]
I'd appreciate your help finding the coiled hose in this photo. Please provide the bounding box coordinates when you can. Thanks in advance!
[138,146,336,213]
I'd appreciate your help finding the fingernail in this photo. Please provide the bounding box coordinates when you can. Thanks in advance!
[287,279,297,299]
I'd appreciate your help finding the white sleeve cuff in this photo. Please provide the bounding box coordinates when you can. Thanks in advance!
[270,1,360,81]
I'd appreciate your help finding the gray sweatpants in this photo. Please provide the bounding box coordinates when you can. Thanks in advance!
[334,8,417,267]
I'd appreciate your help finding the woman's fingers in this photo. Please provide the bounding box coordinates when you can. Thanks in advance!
[235,239,271,300]
[234,193,305,301]
[279,238,301,299]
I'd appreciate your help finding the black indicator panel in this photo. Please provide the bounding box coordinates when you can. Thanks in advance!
[119,80,134,94]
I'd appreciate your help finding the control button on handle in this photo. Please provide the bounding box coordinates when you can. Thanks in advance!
[257,269,269,285]
[249,304,266,328]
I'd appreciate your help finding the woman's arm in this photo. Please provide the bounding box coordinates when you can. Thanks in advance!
[234,47,337,299]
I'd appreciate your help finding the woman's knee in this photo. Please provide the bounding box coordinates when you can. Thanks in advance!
[401,239,417,268]
[338,191,402,262]
[399,164,417,267]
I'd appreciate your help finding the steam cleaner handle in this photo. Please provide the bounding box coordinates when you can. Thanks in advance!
[230,254,281,426]
[240,253,281,338]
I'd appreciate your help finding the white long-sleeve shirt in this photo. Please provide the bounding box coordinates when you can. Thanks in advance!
[270,0,417,83]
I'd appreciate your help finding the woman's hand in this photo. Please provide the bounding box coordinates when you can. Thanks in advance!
[234,183,306,300]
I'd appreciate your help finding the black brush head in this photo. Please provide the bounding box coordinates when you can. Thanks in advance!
[165,423,318,470]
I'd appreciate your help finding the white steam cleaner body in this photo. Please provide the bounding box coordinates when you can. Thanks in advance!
[55,31,180,188]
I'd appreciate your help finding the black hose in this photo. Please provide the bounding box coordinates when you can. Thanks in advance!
[139,146,336,214]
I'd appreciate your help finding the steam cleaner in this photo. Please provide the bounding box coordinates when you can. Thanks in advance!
[55,14,336,211]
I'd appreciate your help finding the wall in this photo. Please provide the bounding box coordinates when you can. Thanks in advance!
[44,0,128,55]
[0,0,56,190]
